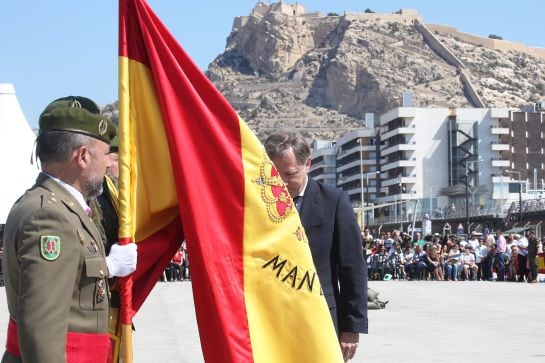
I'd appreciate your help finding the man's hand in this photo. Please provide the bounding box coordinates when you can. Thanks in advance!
[106,243,137,277]
[340,331,359,362]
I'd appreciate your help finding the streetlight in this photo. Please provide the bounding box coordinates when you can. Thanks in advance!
[465,160,480,234]
[358,138,364,229]
[365,171,380,227]
[505,170,523,224]
[398,174,402,231]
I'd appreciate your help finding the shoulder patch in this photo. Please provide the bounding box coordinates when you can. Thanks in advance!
[40,236,61,261]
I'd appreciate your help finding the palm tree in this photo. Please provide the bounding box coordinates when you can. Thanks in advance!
[437,184,490,207]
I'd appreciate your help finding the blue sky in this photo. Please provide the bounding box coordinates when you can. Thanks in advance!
[1,0,544,128]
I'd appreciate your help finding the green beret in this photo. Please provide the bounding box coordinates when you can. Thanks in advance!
[38,96,116,144]
[109,135,119,152]
[41,96,101,115]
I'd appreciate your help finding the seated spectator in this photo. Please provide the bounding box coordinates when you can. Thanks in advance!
[481,235,496,281]
[388,242,404,279]
[406,245,427,280]
[370,245,389,280]
[426,245,443,280]
[460,246,478,280]
[402,245,414,279]
[166,247,184,281]
[459,237,468,249]
[445,244,462,281]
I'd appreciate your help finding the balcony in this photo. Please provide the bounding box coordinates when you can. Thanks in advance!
[490,141,510,151]
[381,159,417,171]
[381,143,417,156]
[491,158,510,167]
[338,173,364,185]
[382,175,417,187]
[489,108,509,119]
[345,187,378,197]
[490,127,509,135]
[337,159,376,173]
[379,107,416,125]
[381,127,416,140]
[336,144,375,160]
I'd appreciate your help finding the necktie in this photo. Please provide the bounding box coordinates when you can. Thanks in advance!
[293,196,302,212]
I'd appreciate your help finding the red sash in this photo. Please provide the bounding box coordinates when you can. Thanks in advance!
[6,318,20,358]
[6,318,109,362]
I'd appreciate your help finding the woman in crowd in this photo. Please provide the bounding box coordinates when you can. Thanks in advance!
[445,244,461,281]
[427,245,443,280]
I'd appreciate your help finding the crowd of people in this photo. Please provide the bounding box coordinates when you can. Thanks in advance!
[363,228,542,283]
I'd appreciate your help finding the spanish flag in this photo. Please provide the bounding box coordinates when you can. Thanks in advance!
[117,1,343,362]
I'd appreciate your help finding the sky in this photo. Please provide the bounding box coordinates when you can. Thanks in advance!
[1,0,544,128]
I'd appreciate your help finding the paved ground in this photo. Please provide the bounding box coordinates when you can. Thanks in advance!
[1,280,544,362]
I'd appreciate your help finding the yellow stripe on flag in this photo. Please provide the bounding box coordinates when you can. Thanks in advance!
[240,121,343,362]
[118,57,179,242]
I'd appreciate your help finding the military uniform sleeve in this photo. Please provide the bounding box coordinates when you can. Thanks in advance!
[334,191,368,334]
[16,208,81,362]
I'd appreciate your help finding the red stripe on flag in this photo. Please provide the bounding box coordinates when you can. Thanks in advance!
[130,219,183,313]
[119,1,253,362]
[119,0,149,65]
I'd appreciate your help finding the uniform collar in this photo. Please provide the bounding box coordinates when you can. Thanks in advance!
[43,173,90,211]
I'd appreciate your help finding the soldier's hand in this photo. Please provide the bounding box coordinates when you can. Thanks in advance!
[106,243,137,277]
[339,331,359,361]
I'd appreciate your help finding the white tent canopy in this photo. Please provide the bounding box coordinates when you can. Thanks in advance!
[0,83,39,224]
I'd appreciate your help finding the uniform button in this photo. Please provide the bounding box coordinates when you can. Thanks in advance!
[99,270,105,276]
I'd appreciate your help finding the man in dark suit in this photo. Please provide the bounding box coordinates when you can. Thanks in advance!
[265,131,368,362]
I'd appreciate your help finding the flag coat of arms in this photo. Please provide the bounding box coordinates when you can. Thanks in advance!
[117,1,344,362]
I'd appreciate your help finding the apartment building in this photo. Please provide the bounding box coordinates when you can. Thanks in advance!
[309,139,337,185]
[490,110,545,209]
[379,107,513,217]
[310,105,545,226]
[335,128,380,205]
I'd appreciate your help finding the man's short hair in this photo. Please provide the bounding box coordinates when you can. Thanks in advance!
[36,130,96,164]
[264,131,310,165]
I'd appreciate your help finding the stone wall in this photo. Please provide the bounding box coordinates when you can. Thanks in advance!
[414,21,464,68]
[428,24,545,60]
[414,21,486,108]
[252,2,305,17]
[460,70,486,108]
[344,11,422,25]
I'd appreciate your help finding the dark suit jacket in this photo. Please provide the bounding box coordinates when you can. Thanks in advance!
[299,178,368,334]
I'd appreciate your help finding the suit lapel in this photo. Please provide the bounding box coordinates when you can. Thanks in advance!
[39,174,103,246]
[300,178,319,231]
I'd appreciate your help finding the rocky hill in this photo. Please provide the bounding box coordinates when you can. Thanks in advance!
[104,2,545,141]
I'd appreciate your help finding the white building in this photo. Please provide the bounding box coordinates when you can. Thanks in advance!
[309,139,336,185]
[378,106,510,218]
[308,106,540,225]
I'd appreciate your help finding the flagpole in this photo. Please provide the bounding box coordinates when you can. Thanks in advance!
[118,2,134,361]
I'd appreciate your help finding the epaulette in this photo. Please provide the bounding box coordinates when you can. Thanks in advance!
[45,192,59,205]
[42,192,63,209]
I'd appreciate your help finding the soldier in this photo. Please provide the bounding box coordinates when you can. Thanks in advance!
[90,135,120,254]
[1,96,137,362]
[527,229,538,283]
